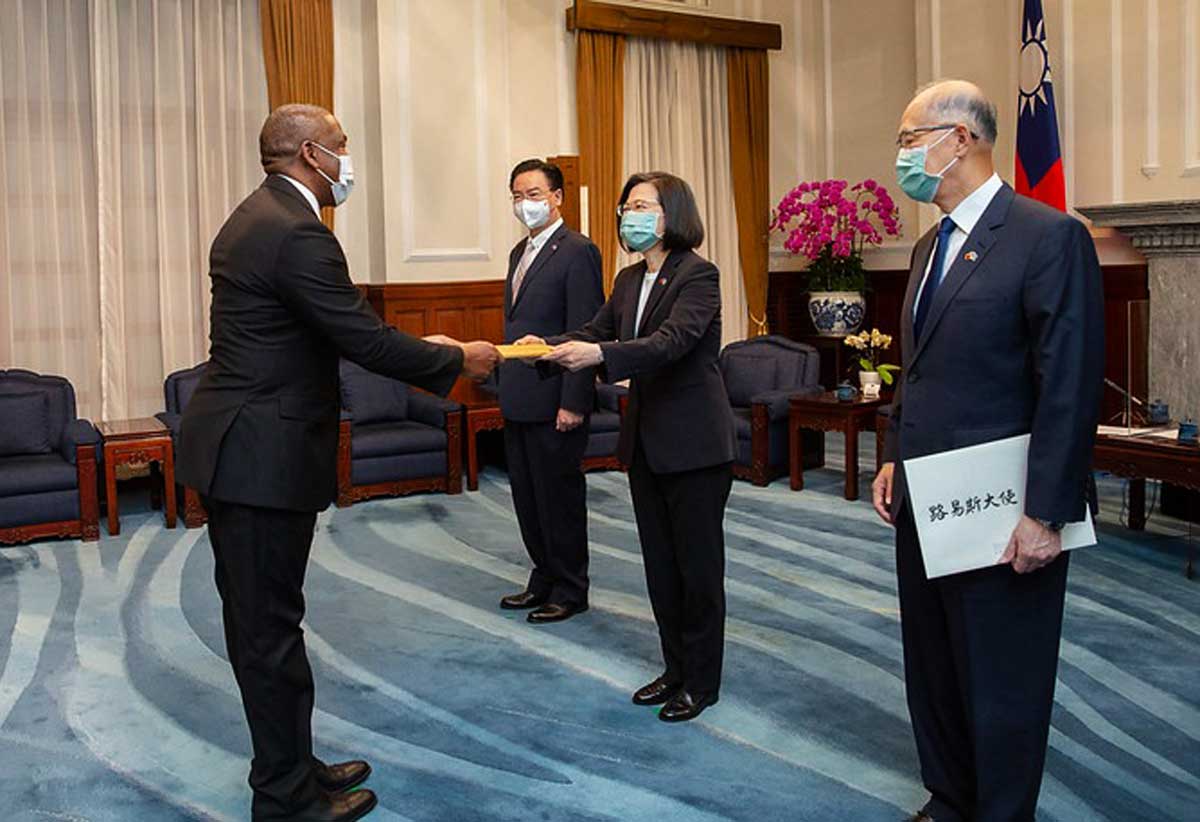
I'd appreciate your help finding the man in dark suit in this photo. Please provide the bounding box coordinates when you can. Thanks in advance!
[179,104,499,822]
[872,81,1104,822]
[497,159,604,623]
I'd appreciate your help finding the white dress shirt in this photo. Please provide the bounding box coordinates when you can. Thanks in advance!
[634,269,660,335]
[279,174,321,216]
[912,172,1004,317]
[512,217,563,297]
[523,217,564,265]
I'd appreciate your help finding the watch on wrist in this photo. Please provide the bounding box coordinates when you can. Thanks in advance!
[1035,518,1065,532]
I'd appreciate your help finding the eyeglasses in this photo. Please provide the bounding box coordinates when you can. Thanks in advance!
[895,123,978,148]
[511,189,547,203]
[616,199,662,217]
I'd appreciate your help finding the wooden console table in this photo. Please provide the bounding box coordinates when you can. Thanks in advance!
[465,404,505,491]
[1092,431,1200,577]
[98,417,176,536]
[789,393,887,500]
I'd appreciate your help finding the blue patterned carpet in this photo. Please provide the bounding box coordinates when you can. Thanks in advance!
[1,439,1198,821]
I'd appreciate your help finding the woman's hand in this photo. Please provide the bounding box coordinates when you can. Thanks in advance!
[541,341,603,372]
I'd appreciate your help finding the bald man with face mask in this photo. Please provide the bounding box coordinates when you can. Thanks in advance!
[179,104,499,821]
[874,81,1103,822]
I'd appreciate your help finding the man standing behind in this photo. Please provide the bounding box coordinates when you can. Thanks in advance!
[497,159,604,623]
[179,104,499,822]
[872,81,1103,822]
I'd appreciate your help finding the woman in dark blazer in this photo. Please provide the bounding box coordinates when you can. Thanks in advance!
[533,171,736,722]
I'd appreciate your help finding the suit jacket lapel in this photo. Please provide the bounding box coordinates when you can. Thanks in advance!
[510,224,568,315]
[635,251,683,338]
[504,240,526,316]
[910,185,1015,365]
[902,228,937,365]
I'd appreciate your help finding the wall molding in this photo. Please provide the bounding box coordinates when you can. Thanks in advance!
[1111,0,1124,202]
[821,0,833,177]
[397,0,492,263]
[930,0,942,79]
[1186,0,1200,176]
[1062,0,1076,211]
[1142,0,1160,178]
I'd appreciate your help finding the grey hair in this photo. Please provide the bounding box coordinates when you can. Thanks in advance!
[915,80,998,144]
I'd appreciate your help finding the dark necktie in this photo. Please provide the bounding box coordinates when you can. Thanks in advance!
[913,216,957,341]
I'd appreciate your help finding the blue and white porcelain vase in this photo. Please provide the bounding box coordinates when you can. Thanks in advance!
[807,290,866,337]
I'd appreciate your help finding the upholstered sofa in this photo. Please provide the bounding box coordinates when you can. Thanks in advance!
[156,361,208,527]
[336,360,464,505]
[720,336,825,486]
[0,369,101,543]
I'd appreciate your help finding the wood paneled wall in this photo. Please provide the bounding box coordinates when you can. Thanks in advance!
[768,264,1149,420]
[363,280,506,407]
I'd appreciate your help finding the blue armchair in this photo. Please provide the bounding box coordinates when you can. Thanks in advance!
[720,336,825,486]
[0,369,100,543]
[582,383,628,473]
[336,360,464,505]
[156,361,208,527]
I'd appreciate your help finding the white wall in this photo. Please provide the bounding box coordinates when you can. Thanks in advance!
[331,0,1199,283]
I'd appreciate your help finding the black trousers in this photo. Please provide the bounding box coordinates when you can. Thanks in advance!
[627,444,732,698]
[203,496,322,820]
[503,419,591,605]
[895,503,1069,822]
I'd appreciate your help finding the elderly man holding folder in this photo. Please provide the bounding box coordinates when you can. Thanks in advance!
[872,80,1104,822]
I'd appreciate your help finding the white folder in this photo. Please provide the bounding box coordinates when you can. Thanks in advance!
[902,434,1096,579]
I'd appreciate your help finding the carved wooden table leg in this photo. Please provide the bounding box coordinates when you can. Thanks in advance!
[789,414,804,491]
[1127,478,1146,530]
[162,445,177,529]
[467,414,481,492]
[104,445,120,536]
[845,421,860,501]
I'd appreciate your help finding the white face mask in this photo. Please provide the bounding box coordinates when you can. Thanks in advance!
[311,142,355,206]
[513,198,552,230]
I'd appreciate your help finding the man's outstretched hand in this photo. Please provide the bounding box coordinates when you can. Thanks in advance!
[460,340,501,381]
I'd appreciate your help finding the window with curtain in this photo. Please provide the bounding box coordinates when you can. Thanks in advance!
[622,37,748,345]
[0,0,268,420]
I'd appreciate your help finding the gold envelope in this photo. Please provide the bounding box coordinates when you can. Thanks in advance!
[495,343,555,360]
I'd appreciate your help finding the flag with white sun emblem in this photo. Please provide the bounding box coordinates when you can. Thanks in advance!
[1015,0,1066,211]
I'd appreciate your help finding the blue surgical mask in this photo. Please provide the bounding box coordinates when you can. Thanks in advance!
[311,141,355,206]
[895,129,957,203]
[619,211,662,253]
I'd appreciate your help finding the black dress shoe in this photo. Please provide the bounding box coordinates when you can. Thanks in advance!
[658,690,717,723]
[274,788,377,822]
[314,759,371,793]
[500,590,549,610]
[527,602,588,623]
[632,675,682,706]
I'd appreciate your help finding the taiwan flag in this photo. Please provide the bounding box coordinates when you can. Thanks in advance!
[1015,0,1066,211]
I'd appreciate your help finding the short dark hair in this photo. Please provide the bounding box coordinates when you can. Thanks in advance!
[260,103,336,171]
[617,172,705,251]
[509,159,564,193]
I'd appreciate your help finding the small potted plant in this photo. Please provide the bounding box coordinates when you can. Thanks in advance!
[844,328,899,398]
[772,178,901,337]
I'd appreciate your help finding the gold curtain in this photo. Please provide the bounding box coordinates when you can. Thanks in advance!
[576,31,626,293]
[260,0,335,229]
[726,47,770,337]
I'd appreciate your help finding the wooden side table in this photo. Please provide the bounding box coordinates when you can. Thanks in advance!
[465,404,504,491]
[98,417,176,535]
[788,393,887,500]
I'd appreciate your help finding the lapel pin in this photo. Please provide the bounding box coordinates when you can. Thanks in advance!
[964,250,978,262]
[659,277,668,286]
